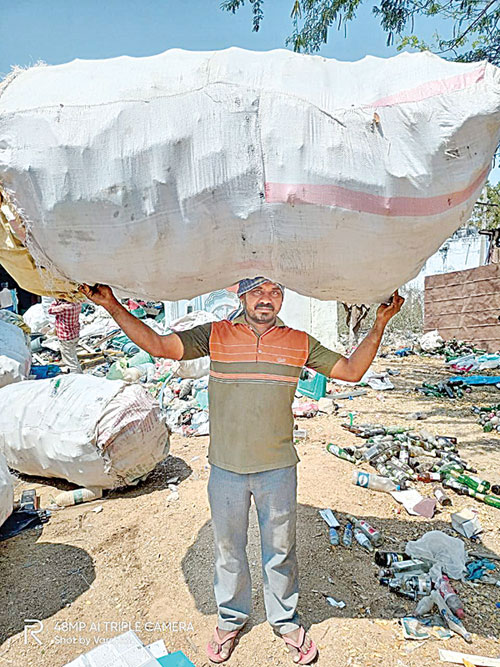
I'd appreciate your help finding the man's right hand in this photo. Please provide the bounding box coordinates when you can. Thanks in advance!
[79,283,118,310]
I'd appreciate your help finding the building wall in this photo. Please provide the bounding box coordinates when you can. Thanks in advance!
[424,263,500,351]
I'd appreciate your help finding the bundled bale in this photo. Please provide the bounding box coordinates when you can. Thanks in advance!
[0,452,14,527]
[0,316,31,387]
[1,49,500,302]
[0,375,169,489]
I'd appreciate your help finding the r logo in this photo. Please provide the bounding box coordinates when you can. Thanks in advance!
[24,619,44,645]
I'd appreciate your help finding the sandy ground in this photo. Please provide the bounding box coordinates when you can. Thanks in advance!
[1,355,499,667]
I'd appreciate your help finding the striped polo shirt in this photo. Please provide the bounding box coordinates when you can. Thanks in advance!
[177,314,341,474]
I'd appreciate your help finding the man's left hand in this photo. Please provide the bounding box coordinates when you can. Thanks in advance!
[375,290,405,327]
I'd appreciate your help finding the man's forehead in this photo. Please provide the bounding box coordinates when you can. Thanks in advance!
[247,281,281,291]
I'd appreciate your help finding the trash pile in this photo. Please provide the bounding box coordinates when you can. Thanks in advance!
[472,404,500,432]
[418,331,486,359]
[414,378,470,399]
[319,500,499,645]
[329,423,500,510]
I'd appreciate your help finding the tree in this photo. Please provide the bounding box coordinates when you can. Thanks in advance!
[470,181,500,231]
[221,0,500,65]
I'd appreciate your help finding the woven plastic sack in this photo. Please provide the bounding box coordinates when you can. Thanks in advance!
[1,49,500,302]
[0,374,169,489]
[0,452,13,527]
[0,317,31,387]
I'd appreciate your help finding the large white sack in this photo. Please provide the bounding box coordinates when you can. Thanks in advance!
[0,318,31,387]
[1,49,500,303]
[0,374,169,489]
[0,452,14,527]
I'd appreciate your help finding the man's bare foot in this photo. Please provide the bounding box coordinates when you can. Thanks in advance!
[208,627,237,661]
[282,627,314,663]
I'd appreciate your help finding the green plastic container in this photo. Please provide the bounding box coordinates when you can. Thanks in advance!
[297,369,327,400]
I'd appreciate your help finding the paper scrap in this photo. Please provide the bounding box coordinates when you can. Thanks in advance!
[390,489,424,516]
[438,649,500,666]
[319,508,340,528]
[326,596,346,609]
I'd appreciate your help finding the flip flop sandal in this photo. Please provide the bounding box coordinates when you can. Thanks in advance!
[282,627,318,665]
[206,626,242,663]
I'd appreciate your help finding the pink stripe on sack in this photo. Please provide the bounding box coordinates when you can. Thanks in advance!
[368,64,486,107]
[265,167,488,217]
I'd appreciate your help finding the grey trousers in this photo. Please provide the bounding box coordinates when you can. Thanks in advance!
[59,338,82,373]
[207,464,300,634]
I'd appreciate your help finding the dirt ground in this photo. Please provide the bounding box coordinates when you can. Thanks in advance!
[1,354,499,667]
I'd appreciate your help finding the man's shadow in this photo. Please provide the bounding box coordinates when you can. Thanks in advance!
[181,503,500,639]
[0,529,95,644]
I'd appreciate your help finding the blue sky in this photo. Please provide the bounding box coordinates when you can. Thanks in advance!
[0,0,498,181]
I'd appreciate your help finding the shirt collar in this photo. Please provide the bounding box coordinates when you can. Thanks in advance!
[231,313,285,328]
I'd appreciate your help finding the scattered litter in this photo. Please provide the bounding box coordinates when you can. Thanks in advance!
[319,508,340,528]
[0,508,50,541]
[326,596,346,609]
[391,489,424,516]
[405,531,467,580]
[400,617,430,640]
[54,488,103,508]
[438,649,500,666]
[451,508,483,539]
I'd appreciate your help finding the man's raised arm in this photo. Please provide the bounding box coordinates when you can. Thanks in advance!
[329,291,404,383]
[79,284,184,360]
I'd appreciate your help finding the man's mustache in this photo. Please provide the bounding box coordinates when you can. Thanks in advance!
[255,303,274,310]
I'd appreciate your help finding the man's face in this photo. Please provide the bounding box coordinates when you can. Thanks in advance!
[242,282,283,325]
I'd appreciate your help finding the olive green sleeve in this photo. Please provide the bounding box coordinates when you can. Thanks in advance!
[176,323,212,360]
[306,333,343,376]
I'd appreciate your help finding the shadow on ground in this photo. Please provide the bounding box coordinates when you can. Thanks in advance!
[0,530,95,644]
[181,504,499,639]
[14,455,193,500]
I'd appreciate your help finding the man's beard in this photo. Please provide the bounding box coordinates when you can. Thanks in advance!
[249,304,276,322]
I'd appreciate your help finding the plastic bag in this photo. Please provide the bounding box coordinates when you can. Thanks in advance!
[405,530,467,579]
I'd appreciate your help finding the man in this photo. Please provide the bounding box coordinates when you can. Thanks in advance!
[48,298,83,373]
[80,278,403,664]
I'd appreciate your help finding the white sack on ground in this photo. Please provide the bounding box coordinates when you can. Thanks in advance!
[0,318,31,387]
[0,452,14,527]
[0,375,169,489]
[1,49,500,303]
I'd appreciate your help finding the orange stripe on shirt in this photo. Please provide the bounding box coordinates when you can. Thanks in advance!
[210,370,299,384]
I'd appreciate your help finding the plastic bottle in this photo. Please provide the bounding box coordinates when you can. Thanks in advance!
[326,443,357,464]
[353,528,374,552]
[329,527,339,546]
[55,487,103,506]
[436,575,465,619]
[352,470,399,493]
[346,513,383,546]
[342,522,353,547]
